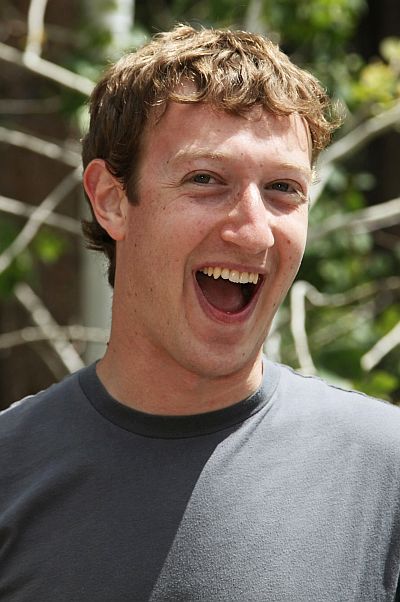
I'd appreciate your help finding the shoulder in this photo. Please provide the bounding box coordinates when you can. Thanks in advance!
[0,368,83,432]
[270,361,400,451]
[0,366,101,517]
[0,367,94,472]
[272,360,399,414]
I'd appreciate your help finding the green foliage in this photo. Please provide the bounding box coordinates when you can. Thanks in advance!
[0,219,66,298]
[32,230,67,265]
[228,0,400,402]
[0,219,33,298]
[1,0,398,402]
[352,61,400,106]
[353,371,398,400]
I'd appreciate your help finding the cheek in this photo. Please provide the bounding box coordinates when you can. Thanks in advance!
[164,206,213,248]
[278,216,308,270]
[286,228,307,256]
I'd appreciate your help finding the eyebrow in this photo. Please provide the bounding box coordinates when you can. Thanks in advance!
[170,151,313,181]
[170,149,228,164]
[277,162,313,181]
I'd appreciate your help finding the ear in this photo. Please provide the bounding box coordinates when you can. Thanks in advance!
[83,159,128,241]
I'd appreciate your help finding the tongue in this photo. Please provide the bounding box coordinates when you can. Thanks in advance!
[197,273,246,313]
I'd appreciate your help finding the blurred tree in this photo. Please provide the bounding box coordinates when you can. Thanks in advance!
[0,0,399,407]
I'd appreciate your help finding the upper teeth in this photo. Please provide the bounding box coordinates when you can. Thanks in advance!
[200,267,259,284]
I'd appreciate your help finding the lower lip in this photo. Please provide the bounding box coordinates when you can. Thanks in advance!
[193,274,264,325]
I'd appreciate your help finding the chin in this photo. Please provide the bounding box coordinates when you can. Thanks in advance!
[180,345,262,380]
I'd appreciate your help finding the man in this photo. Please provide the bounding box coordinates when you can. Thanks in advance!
[0,25,399,601]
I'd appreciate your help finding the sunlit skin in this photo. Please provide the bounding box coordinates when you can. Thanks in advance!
[84,103,312,415]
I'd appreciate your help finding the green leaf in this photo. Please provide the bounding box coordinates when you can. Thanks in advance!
[355,371,399,400]
[32,231,67,264]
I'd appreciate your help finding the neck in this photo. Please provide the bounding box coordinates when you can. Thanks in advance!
[96,337,263,416]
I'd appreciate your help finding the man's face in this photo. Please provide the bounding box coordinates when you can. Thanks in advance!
[115,103,311,379]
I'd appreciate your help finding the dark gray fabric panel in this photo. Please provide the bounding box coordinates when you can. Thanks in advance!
[0,361,399,601]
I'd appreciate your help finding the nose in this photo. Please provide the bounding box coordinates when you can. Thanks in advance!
[220,184,275,254]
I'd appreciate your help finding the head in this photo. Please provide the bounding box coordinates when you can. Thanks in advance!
[82,24,339,287]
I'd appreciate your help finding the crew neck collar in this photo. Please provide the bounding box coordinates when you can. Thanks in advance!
[78,358,280,439]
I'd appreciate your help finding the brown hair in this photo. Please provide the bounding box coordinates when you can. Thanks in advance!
[82,24,340,287]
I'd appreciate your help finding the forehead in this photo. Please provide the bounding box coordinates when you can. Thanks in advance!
[142,102,312,168]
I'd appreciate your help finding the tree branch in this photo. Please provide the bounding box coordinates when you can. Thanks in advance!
[0,325,108,351]
[0,97,61,114]
[308,197,400,242]
[26,0,49,57]
[0,126,81,166]
[304,277,400,307]
[0,194,81,235]
[321,100,400,167]
[0,41,94,96]
[361,321,400,371]
[244,0,265,34]
[0,167,81,275]
[311,100,400,204]
[263,311,282,362]
[14,282,85,373]
[289,278,400,373]
[290,281,317,375]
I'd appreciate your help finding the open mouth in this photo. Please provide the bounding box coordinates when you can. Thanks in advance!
[195,266,262,315]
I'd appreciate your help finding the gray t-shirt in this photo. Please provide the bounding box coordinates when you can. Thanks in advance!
[0,360,399,601]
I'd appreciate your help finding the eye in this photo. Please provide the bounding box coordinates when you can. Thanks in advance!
[190,173,215,185]
[183,170,227,200]
[266,180,307,205]
[269,181,296,193]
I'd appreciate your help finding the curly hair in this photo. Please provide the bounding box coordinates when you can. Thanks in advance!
[81,24,341,287]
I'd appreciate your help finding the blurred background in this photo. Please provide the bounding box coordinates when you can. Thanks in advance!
[0,0,399,409]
